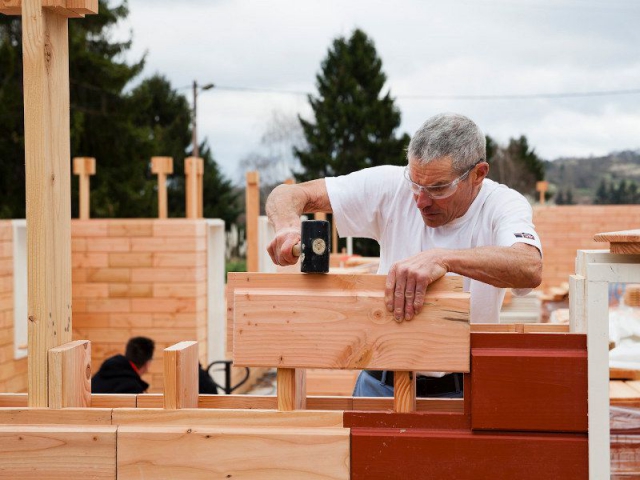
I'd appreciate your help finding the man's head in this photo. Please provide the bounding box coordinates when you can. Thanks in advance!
[406,113,489,227]
[125,336,155,375]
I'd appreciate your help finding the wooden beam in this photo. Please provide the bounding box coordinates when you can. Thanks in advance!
[150,156,173,219]
[0,408,113,425]
[226,272,463,353]
[117,425,349,479]
[393,371,416,413]
[23,0,74,407]
[184,156,200,219]
[594,229,640,254]
[0,425,116,479]
[163,341,199,409]
[471,333,587,433]
[72,156,95,220]
[48,339,91,408]
[0,0,99,16]
[233,285,470,372]
[277,368,306,411]
[112,408,344,428]
[197,157,204,218]
[245,171,260,272]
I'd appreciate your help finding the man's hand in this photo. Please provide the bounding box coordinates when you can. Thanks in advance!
[267,226,301,266]
[385,250,449,322]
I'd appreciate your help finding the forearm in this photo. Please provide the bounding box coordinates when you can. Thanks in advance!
[443,243,542,289]
[265,184,306,231]
[265,180,332,231]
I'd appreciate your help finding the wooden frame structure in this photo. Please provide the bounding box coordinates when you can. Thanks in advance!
[0,1,611,477]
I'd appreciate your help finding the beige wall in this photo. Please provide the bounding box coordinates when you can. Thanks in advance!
[534,205,640,290]
[0,222,27,392]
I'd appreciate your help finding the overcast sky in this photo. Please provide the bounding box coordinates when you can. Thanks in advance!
[115,0,640,184]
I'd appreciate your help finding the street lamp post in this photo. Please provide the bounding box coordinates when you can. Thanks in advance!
[192,80,214,158]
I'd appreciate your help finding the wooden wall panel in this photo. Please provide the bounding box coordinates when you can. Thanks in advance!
[71,219,209,393]
[232,275,469,372]
[0,221,26,393]
[351,428,587,480]
[117,425,349,479]
[471,333,588,433]
[534,205,640,289]
[0,425,116,479]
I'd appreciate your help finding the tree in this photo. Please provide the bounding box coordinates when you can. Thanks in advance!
[0,2,238,223]
[486,135,545,198]
[295,28,410,182]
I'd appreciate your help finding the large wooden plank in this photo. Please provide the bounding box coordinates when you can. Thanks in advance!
[111,408,344,428]
[594,229,640,254]
[471,333,587,433]
[48,339,91,408]
[0,408,112,425]
[117,425,349,479]
[226,273,463,353]
[0,425,116,479]
[233,286,469,372]
[351,428,587,480]
[23,0,73,408]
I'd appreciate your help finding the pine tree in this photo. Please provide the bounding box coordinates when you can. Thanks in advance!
[594,179,610,204]
[295,29,410,182]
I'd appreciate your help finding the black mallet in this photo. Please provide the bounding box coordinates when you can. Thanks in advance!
[292,220,331,273]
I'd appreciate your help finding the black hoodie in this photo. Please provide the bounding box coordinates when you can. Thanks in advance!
[91,354,149,394]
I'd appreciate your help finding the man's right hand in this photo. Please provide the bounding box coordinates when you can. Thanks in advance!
[267,226,301,266]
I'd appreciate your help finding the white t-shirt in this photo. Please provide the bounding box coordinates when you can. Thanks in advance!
[325,165,542,323]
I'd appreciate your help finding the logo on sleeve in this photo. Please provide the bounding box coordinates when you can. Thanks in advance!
[514,232,536,240]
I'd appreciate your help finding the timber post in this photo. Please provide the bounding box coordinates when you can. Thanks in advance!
[72,157,96,220]
[151,156,174,219]
[0,0,99,407]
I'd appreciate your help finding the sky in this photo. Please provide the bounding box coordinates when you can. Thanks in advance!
[115,0,640,184]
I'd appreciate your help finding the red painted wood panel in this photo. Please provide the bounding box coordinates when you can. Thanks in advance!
[351,428,588,480]
[471,333,587,433]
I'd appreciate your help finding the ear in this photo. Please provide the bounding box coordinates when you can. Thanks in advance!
[472,162,489,186]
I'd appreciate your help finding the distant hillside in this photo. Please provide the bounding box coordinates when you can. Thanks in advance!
[544,150,640,203]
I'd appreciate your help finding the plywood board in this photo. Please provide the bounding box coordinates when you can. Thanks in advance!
[233,286,469,372]
[117,425,349,480]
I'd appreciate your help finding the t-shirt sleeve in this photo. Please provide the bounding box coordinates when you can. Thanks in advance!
[325,166,400,241]
[493,190,542,254]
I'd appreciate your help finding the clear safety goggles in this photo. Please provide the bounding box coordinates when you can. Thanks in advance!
[403,160,483,199]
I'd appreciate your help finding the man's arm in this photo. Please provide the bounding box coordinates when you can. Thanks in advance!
[265,179,332,266]
[385,243,542,321]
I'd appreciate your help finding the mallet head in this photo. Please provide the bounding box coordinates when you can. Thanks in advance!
[293,220,330,273]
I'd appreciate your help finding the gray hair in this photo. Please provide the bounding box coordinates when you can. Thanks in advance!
[407,113,486,173]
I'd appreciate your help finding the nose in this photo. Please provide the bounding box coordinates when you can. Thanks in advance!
[415,190,433,209]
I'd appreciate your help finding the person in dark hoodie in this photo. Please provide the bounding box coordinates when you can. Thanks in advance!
[92,336,155,394]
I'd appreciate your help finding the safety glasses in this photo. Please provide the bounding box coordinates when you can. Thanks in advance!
[403,160,483,199]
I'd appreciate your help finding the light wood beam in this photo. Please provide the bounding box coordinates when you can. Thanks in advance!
[72,157,95,220]
[245,171,260,272]
[163,341,199,409]
[48,339,91,408]
[150,156,173,219]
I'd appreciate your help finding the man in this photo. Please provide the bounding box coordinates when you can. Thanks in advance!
[266,112,542,398]
[92,336,154,394]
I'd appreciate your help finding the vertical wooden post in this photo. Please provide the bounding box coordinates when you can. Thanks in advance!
[246,171,260,272]
[23,1,73,407]
[197,157,204,218]
[72,157,95,220]
[394,371,416,413]
[277,368,306,411]
[164,341,199,409]
[151,156,174,219]
[536,180,548,205]
[48,340,91,408]
[332,219,338,255]
[185,156,200,218]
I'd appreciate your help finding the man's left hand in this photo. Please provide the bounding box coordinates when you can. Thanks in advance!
[385,250,449,322]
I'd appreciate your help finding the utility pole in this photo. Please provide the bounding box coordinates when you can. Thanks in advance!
[192,80,214,158]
